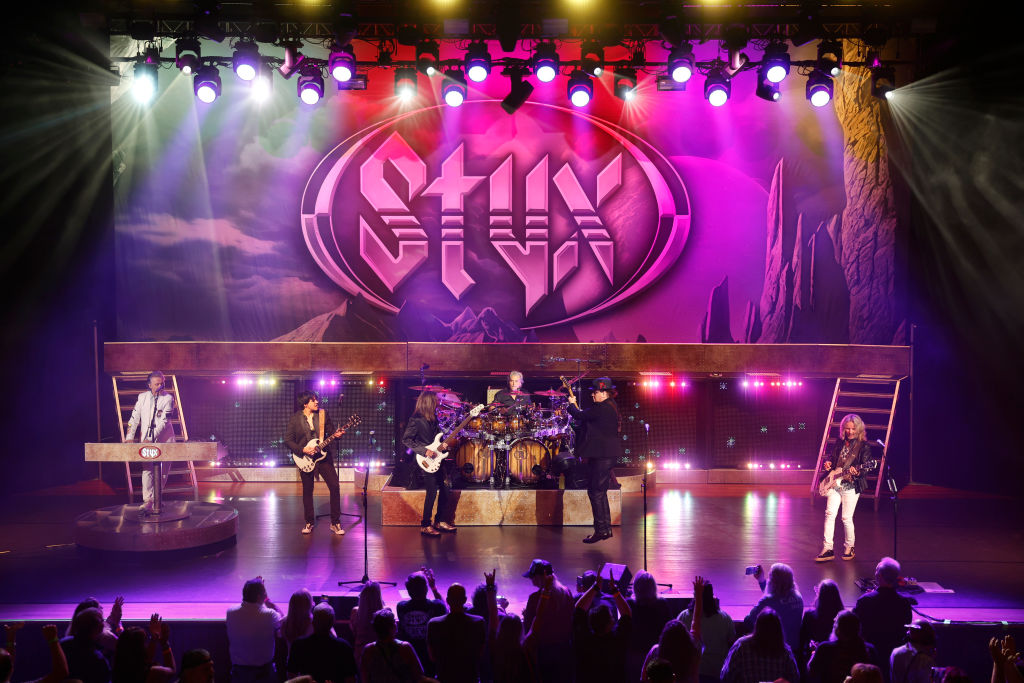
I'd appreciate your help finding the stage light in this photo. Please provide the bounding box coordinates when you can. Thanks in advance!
[871,64,895,99]
[416,39,440,76]
[297,64,325,105]
[395,67,418,100]
[567,70,592,107]
[533,43,559,83]
[704,65,730,106]
[684,462,691,469]
[667,43,694,83]
[761,42,790,84]
[131,55,158,104]
[581,41,604,76]
[278,41,306,79]
[614,68,638,101]
[442,69,467,107]
[194,65,222,103]
[501,69,534,114]
[756,78,781,102]
[817,39,842,77]
[232,41,260,81]
[251,61,273,102]
[463,42,491,83]
[806,69,833,107]
[329,44,356,82]
[175,38,201,74]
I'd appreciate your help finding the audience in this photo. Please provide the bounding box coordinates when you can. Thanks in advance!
[398,569,448,678]
[642,577,705,683]
[849,663,884,683]
[800,581,846,676]
[678,581,736,683]
[3,623,69,683]
[282,590,315,649]
[854,558,914,682]
[360,607,425,683]
[573,569,634,683]
[285,602,357,683]
[111,622,175,683]
[66,597,123,659]
[60,607,113,683]
[225,576,284,683]
[806,610,878,683]
[722,608,799,683]
[521,559,575,683]
[645,658,679,683]
[628,571,675,683]
[427,583,486,683]
[351,581,386,668]
[178,649,215,683]
[988,635,1023,683]
[745,564,804,657]
[890,620,937,683]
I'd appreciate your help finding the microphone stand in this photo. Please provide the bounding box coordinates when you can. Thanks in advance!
[888,476,900,561]
[339,460,396,589]
[643,423,650,571]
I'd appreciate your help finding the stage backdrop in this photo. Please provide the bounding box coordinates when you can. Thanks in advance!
[112,39,900,345]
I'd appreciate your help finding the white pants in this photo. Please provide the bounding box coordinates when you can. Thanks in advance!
[823,486,860,551]
[141,463,169,504]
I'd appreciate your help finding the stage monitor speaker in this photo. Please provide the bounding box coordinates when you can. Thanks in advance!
[599,562,633,596]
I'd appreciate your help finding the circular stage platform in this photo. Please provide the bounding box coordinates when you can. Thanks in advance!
[73,502,239,552]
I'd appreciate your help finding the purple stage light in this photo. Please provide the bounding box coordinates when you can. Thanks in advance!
[614,68,638,102]
[667,44,694,83]
[567,69,592,107]
[464,42,491,83]
[817,39,842,77]
[442,70,467,107]
[297,64,325,104]
[533,43,559,83]
[761,42,790,84]
[330,44,356,82]
[194,65,221,103]
[704,66,730,107]
[175,38,201,75]
[232,42,260,81]
[394,67,417,100]
[416,39,439,77]
[806,69,833,107]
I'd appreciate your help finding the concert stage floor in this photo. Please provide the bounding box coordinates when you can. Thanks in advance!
[1,481,1022,624]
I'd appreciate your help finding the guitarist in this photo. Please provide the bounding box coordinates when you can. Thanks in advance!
[284,391,345,536]
[567,377,622,544]
[401,392,457,537]
[815,414,874,562]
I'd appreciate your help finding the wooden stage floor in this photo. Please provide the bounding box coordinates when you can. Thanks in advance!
[1,481,1022,623]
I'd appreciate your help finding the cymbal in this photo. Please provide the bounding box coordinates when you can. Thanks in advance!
[437,391,464,405]
[506,390,531,397]
[409,384,455,393]
[534,389,568,397]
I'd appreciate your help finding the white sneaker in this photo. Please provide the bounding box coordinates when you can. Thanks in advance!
[330,523,345,536]
[301,523,314,535]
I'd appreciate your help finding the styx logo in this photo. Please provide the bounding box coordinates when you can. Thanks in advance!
[300,101,690,329]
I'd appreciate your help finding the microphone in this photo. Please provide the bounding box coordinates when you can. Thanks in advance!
[644,423,650,433]
[876,439,886,448]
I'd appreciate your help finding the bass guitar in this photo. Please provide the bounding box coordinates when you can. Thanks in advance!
[817,458,879,496]
[293,415,361,473]
[416,404,485,474]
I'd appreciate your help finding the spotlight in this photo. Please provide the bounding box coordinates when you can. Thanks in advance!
[416,39,440,76]
[871,64,895,99]
[395,67,418,100]
[613,68,638,101]
[566,69,592,107]
[817,39,842,77]
[251,60,273,102]
[232,41,260,81]
[667,43,694,83]
[442,69,467,107]
[193,65,222,103]
[175,38,201,74]
[131,52,158,104]
[278,41,306,79]
[501,69,534,114]
[464,42,491,83]
[756,77,780,102]
[761,42,790,83]
[704,65,730,106]
[329,44,356,82]
[581,40,603,76]
[806,69,833,107]
[297,64,325,105]
[533,43,559,83]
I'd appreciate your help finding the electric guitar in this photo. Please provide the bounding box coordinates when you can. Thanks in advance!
[559,376,576,403]
[293,415,361,473]
[817,458,879,496]
[416,404,485,473]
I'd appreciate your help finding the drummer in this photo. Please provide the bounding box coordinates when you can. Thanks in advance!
[493,370,530,413]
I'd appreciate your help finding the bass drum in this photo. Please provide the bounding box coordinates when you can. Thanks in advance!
[507,437,551,485]
[455,439,492,484]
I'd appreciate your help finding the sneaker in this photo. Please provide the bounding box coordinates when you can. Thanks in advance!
[436,522,457,533]
[301,523,314,535]
[815,548,835,562]
[842,547,855,561]
[330,523,345,536]
[421,525,441,537]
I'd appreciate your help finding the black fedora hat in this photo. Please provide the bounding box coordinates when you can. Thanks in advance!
[590,377,616,392]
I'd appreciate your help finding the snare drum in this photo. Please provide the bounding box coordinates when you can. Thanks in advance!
[507,437,551,485]
[455,439,493,484]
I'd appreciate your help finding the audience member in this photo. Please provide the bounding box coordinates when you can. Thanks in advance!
[628,571,674,683]
[360,607,425,683]
[678,580,736,683]
[225,576,284,683]
[890,620,936,683]
[481,568,534,683]
[60,607,113,683]
[111,622,175,683]
[286,603,357,683]
[988,635,1023,683]
[427,583,486,683]
[722,608,799,683]
[351,581,385,667]
[745,563,804,657]
[854,558,914,682]
[282,590,315,649]
[642,577,705,683]
[178,649,215,683]
[939,667,971,683]
[398,569,447,678]
[807,610,878,683]
[2,623,69,683]
[848,663,884,683]
[521,560,575,683]
[645,659,679,683]
[574,571,620,622]
[66,597,124,659]
[573,568,634,683]
[801,581,846,675]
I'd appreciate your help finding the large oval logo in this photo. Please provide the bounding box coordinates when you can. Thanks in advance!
[139,446,161,460]
[301,101,690,332]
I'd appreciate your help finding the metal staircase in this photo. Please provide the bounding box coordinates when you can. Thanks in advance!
[810,378,902,509]
[112,374,199,502]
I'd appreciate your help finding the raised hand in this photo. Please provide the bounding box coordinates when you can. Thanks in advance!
[3,622,25,642]
[149,614,164,640]
[485,569,496,588]
[693,575,707,593]
[753,565,765,582]
[110,596,124,622]
[41,624,59,643]
[422,567,437,590]
[991,637,1008,664]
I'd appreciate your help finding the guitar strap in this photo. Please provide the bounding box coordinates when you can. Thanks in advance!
[318,409,325,444]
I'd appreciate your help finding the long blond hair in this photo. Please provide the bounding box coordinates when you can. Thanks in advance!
[839,414,866,441]
[414,391,438,422]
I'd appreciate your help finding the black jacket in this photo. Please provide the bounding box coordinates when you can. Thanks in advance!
[284,410,337,458]
[568,399,621,461]
[821,439,875,494]
[402,415,440,456]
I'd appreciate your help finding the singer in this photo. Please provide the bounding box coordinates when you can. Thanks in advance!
[284,391,346,536]
[124,370,176,514]
[567,377,622,543]
[815,414,875,562]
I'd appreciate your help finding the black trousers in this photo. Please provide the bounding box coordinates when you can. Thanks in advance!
[421,469,451,527]
[587,458,614,534]
[300,458,341,525]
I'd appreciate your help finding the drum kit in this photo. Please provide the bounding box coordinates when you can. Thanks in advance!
[410,385,574,488]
